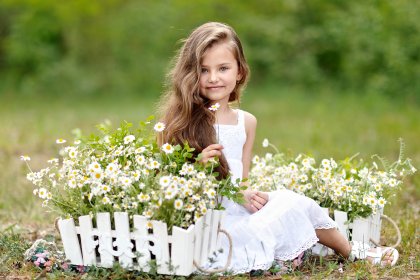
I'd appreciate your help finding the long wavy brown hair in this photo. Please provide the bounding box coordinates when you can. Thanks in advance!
[157,22,250,179]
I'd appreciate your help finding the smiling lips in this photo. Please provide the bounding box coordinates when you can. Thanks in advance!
[206,86,224,90]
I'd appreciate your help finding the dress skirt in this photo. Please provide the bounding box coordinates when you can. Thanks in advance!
[204,189,337,274]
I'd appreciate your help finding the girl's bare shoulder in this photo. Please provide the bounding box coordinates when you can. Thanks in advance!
[241,110,257,129]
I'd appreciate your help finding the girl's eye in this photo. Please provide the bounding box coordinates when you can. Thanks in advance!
[220,66,229,71]
[201,68,208,73]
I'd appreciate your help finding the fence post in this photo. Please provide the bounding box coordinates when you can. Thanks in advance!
[96,212,114,267]
[57,218,83,265]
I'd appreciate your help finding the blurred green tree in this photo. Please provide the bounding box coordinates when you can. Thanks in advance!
[0,0,418,101]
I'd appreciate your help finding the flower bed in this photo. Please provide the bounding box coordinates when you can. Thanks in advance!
[250,139,416,250]
[23,118,243,275]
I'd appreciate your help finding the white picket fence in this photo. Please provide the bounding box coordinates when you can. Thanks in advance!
[57,210,226,276]
[312,208,383,256]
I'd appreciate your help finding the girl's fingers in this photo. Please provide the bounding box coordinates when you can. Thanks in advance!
[201,145,224,163]
[252,193,268,206]
[207,150,222,157]
[251,198,264,210]
[201,150,222,163]
[249,203,258,213]
[257,191,269,201]
[202,144,223,153]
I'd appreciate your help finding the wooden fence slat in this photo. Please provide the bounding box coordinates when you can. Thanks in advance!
[152,220,171,275]
[199,211,212,265]
[351,217,370,243]
[57,218,83,265]
[215,211,226,253]
[114,212,134,268]
[193,215,204,270]
[171,225,195,276]
[79,215,97,266]
[334,210,349,240]
[133,215,151,272]
[369,210,382,244]
[96,212,113,268]
[208,210,221,256]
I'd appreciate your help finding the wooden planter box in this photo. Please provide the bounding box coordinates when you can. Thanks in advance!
[312,208,383,256]
[57,210,225,276]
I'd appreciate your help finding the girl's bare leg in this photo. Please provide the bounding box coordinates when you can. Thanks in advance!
[315,228,351,258]
[315,228,395,264]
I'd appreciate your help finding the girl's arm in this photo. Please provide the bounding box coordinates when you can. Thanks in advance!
[242,111,257,179]
[241,111,269,213]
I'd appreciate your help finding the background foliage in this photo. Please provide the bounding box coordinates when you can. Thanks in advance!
[0,0,419,101]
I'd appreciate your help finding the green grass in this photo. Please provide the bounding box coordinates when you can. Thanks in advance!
[0,86,419,279]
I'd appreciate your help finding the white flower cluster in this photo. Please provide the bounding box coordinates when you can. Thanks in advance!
[24,120,238,230]
[250,139,416,220]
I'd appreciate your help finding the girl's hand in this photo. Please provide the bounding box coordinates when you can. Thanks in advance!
[242,190,269,213]
[199,144,224,164]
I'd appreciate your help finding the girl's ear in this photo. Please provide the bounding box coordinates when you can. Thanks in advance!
[236,72,243,83]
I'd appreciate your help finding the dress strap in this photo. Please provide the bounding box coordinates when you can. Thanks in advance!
[237,109,245,127]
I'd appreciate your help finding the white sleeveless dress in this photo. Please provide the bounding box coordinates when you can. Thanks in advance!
[206,109,337,274]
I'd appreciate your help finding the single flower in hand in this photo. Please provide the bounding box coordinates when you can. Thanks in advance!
[209,103,220,112]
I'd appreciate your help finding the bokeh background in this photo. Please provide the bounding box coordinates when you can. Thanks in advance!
[0,0,418,232]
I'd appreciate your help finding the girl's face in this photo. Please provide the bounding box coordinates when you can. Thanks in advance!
[199,42,241,105]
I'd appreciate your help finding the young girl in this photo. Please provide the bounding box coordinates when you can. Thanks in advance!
[157,22,398,274]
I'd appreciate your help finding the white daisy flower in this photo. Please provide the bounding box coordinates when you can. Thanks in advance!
[47,158,59,164]
[106,163,119,175]
[148,160,160,170]
[369,197,377,206]
[174,199,183,210]
[101,184,111,193]
[91,171,103,181]
[56,138,67,144]
[164,189,177,200]
[262,138,269,148]
[136,155,146,165]
[185,204,195,212]
[124,135,135,144]
[206,188,216,199]
[68,179,77,189]
[321,159,330,167]
[208,103,220,111]
[135,146,146,154]
[146,220,153,229]
[88,162,102,173]
[299,174,308,183]
[38,188,48,199]
[102,196,111,204]
[120,176,132,187]
[197,172,206,180]
[161,143,174,154]
[143,210,153,218]
[159,176,171,187]
[137,193,150,202]
[154,122,166,132]
[20,155,31,161]
[377,197,386,207]
[68,147,78,159]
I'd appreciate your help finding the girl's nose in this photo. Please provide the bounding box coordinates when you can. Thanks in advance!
[209,71,218,83]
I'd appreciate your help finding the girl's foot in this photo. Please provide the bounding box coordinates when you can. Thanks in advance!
[349,241,399,266]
